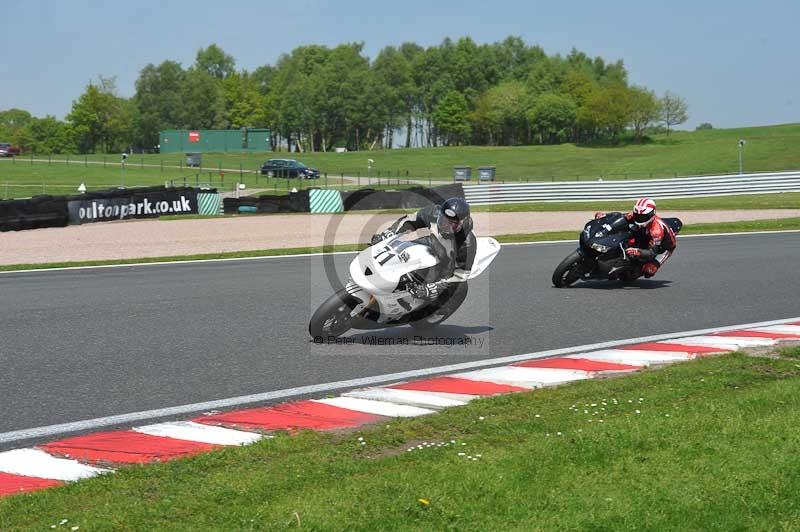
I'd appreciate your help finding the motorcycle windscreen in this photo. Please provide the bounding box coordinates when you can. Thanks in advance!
[350,240,439,295]
[467,237,501,280]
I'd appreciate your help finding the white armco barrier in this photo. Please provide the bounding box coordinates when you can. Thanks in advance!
[462,171,800,205]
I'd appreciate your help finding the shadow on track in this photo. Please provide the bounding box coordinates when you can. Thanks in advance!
[566,279,674,290]
[345,324,494,343]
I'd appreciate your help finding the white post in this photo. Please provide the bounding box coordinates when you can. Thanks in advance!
[738,140,746,175]
[121,153,128,187]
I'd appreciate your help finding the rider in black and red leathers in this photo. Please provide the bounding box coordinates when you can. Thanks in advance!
[595,197,677,278]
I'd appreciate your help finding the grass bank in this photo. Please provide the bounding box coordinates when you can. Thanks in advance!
[1,123,799,198]
[2,353,800,530]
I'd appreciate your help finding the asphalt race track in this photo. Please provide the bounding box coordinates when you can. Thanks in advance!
[1,231,798,445]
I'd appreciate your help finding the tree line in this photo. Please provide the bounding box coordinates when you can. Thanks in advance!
[0,38,689,154]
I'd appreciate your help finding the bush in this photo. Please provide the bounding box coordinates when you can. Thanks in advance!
[696,122,714,131]
[645,124,668,135]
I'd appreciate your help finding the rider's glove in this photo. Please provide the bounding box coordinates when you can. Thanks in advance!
[370,229,395,246]
[409,280,447,300]
[625,247,642,258]
[594,211,606,219]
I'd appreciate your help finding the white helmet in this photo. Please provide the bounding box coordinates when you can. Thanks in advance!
[632,198,656,227]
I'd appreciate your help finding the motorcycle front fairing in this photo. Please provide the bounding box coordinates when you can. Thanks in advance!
[468,237,501,279]
[348,236,439,323]
[346,235,502,326]
[578,213,635,277]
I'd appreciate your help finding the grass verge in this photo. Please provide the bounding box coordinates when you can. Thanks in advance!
[471,192,800,212]
[0,245,365,272]
[162,192,800,217]
[494,217,800,244]
[2,218,799,273]
[778,346,800,359]
[3,353,800,530]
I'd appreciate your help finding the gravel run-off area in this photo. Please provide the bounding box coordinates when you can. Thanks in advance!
[1,209,798,266]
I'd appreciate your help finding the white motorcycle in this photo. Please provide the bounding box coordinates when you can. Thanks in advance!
[309,234,501,339]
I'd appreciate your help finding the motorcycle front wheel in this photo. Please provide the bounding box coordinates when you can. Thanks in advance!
[552,251,586,288]
[308,289,360,340]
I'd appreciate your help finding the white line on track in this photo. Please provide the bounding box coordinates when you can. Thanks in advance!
[1,315,797,446]
[2,228,798,275]
[0,250,361,275]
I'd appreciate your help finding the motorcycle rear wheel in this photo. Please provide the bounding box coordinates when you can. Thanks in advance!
[409,306,454,330]
[308,289,359,340]
[552,251,585,288]
[409,283,467,329]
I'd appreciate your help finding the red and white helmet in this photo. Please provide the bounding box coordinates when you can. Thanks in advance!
[632,198,656,226]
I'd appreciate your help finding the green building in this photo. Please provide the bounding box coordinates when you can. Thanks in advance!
[159,128,271,153]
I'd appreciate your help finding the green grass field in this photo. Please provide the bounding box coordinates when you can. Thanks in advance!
[0,160,349,200]
[1,123,799,199]
[303,122,800,180]
[2,352,800,530]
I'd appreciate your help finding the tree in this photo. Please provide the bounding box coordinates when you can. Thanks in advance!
[450,37,492,96]
[578,83,631,142]
[111,34,660,152]
[560,70,597,142]
[398,42,424,147]
[528,94,577,144]
[349,70,392,151]
[223,72,266,129]
[0,108,33,141]
[372,45,414,149]
[133,61,186,149]
[195,44,235,79]
[411,43,456,146]
[181,69,225,129]
[19,116,76,154]
[628,86,659,142]
[477,81,531,145]
[695,122,713,130]
[303,43,373,151]
[432,90,471,145]
[490,36,538,83]
[561,69,596,108]
[526,56,566,97]
[251,65,275,95]
[659,91,689,135]
[67,77,133,153]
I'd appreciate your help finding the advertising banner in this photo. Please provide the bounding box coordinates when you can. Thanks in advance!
[67,188,199,224]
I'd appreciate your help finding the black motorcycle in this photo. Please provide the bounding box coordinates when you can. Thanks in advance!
[552,212,682,287]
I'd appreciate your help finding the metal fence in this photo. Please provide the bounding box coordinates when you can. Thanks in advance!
[463,171,800,205]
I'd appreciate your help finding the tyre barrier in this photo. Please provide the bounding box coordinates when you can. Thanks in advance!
[0,186,216,232]
[0,195,70,232]
[221,184,465,215]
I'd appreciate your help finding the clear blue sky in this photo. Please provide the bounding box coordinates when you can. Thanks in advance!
[2,0,798,129]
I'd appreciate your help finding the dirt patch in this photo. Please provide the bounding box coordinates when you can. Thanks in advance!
[1,209,798,266]
[362,437,471,460]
